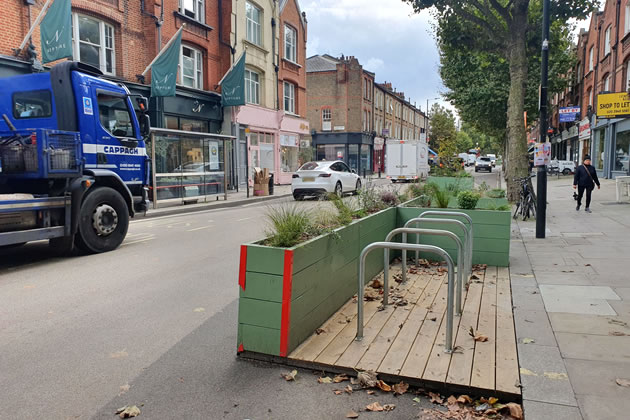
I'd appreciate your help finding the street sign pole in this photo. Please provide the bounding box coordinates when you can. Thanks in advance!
[536,0,550,239]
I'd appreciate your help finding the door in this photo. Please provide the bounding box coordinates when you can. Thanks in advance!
[339,162,354,190]
[93,89,145,183]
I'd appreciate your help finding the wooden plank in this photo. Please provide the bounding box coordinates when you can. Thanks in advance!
[470,266,497,390]
[378,272,444,375]
[422,271,476,382]
[355,273,432,372]
[336,272,422,368]
[495,267,520,395]
[399,274,449,378]
[290,298,356,361]
[445,272,484,386]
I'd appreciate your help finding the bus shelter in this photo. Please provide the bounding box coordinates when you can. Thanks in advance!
[148,128,234,209]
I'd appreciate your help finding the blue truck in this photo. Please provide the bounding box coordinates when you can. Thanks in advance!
[0,62,150,254]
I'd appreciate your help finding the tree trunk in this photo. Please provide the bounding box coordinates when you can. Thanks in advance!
[505,2,530,202]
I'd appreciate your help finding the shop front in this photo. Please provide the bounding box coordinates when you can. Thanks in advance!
[313,132,374,176]
[612,119,630,177]
[591,117,630,179]
[278,114,310,184]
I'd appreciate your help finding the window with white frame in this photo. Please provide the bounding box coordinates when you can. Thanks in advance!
[283,81,295,114]
[322,108,331,130]
[625,62,630,91]
[245,68,260,105]
[246,1,262,46]
[605,26,611,56]
[626,5,630,35]
[284,25,296,62]
[179,45,203,89]
[588,89,593,107]
[604,74,611,91]
[72,14,115,75]
[180,0,205,23]
[589,46,594,71]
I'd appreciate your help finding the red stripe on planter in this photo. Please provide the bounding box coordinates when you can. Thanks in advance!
[238,245,247,291]
[279,249,294,357]
[238,343,244,353]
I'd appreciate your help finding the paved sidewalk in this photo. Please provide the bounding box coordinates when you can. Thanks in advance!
[511,177,630,420]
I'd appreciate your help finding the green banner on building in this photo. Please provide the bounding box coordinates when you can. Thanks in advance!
[40,0,73,64]
[221,53,246,107]
[151,30,183,97]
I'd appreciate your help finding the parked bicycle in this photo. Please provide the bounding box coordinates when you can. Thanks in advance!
[513,176,536,221]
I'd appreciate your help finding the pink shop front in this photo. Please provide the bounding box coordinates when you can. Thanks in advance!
[234,105,310,185]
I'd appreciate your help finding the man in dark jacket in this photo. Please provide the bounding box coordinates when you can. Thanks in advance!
[573,155,600,213]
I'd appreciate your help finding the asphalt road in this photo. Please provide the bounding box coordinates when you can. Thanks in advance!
[468,165,502,189]
[0,189,437,420]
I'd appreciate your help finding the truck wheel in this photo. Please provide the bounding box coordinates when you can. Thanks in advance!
[75,187,129,253]
[562,168,570,175]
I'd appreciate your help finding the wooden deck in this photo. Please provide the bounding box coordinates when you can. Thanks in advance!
[287,263,521,399]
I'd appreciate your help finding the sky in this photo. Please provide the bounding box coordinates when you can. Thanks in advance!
[301,0,450,115]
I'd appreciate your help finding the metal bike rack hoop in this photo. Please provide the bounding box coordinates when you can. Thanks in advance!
[357,241,456,353]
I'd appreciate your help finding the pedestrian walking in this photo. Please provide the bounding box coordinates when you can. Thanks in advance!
[573,155,600,213]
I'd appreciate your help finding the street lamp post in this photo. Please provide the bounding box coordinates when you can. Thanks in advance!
[536,0,550,239]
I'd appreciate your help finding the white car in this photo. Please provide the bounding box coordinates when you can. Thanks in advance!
[549,159,576,175]
[486,154,497,167]
[291,161,361,200]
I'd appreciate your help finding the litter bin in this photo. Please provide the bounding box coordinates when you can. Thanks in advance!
[268,173,274,195]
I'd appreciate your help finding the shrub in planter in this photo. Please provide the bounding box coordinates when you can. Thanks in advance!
[457,191,481,210]
[486,188,507,198]
[265,205,313,248]
[380,190,399,207]
[427,183,451,208]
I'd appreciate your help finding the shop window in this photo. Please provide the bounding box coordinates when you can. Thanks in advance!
[179,0,205,23]
[180,45,203,90]
[284,81,295,114]
[615,130,630,172]
[280,134,299,172]
[72,14,115,75]
[348,144,359,172]
[246,1,262,46]
[594,129,606,170]
[245,68,260,105]
[316,144,344,161]
[284,25,296,62]
[360,144,371,173]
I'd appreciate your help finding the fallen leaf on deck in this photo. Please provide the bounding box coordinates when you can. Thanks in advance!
[371,279,383,289]
[457,395,472,404]
[428,392,444,404]
[367,390,375,395]
[345,384,353,394]
[193,307,205,312]
[585,263,591,266]
[315,328,326,335]
[346,410,359,418]
[116,405,141,418]
[413,397,421,403]
[520,368,537,376]
[470,274,479,280]
[609,319,629,327]
[318,376,332,384]
[429,317,437,322]
[488,397,499,405]
[544,372,568,380]
[507,402,523,419]
[391,381,409,395]
[333,374,349,383]
[366,402,384,412]
[357,370,378,388]
[610,331,629,336]
[376,380,391,392]
[522,338,535,344]
[333,390,343,395]
[447,396,457,405]
[475,403,490,412]
[281,370,298,381]
[468,327,488,342]
[616,378,630,387]
[383,404,395,411]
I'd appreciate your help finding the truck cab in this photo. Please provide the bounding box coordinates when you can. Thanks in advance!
[0,62,150,253]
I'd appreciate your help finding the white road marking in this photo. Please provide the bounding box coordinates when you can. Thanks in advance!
[121,236,155,246]
[236,217,252,221]
[187,225,214,232]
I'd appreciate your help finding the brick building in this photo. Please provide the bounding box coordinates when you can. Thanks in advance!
[306,54,375,174]
[544,0,630,178]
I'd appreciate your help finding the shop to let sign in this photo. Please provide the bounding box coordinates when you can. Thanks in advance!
[597,92,630,118]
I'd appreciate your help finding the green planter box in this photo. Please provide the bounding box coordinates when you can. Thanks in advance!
[426,176,474,191]
[397,207,511,267]
[238,207,397,357]
[237,202,511,358]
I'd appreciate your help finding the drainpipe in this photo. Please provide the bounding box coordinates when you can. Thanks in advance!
[218,0,235,55]
[614,0,622,92]
[272,1,279,111]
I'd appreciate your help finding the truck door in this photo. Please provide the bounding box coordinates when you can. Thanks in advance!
[92,89,145,184]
